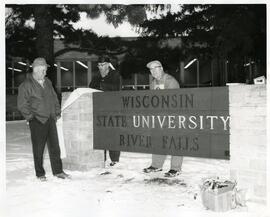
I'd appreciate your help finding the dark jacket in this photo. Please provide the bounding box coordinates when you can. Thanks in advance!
[17,75,61,123]
[89,70,120,91]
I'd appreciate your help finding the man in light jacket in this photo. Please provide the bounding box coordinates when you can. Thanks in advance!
[143,60,184,177]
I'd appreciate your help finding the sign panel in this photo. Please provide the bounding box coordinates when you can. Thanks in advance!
[93,87,230,159]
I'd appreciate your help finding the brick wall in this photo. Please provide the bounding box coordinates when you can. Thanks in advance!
[61,92,104,171]
[229,84,267,204]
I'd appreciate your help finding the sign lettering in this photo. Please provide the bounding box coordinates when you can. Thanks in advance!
[93,87,230,159]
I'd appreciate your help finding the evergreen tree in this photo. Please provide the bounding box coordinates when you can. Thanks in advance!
[6,4,167,85]
[6,4,81,85]
[140,4,266,77]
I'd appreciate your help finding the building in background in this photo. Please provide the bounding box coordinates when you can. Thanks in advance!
[6,37,263,120]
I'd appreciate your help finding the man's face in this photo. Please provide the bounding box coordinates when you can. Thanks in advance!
[33,65,47,80]
[149,64,163,80]
[98,62,109,76]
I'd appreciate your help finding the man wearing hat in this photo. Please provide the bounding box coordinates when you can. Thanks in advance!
[89,55,121,166]
[143,60,184,177]
[18,57,70,181]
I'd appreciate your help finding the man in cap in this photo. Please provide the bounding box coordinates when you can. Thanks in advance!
[89,55,121,166]
[143,60,184,177]
[18,57,70,181]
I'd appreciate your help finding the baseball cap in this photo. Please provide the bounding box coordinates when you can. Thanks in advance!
[146,60,162,69]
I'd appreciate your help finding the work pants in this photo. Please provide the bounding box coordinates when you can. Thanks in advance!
[109,150,120,162]
[151,154,183,171]
[29,117,63,177]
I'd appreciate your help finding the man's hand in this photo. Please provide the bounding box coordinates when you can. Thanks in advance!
[26,116,34,125]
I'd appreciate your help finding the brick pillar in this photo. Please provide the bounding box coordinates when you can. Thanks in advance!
[229,84,266,204]
[61,92,104,171]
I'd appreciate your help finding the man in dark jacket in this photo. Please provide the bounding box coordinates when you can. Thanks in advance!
[89,55,121,166]
[17,57,70,181]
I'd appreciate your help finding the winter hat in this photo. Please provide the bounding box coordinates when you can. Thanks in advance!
[32,57,49,68]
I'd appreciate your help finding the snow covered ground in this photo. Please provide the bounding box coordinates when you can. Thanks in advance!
[5,121,269,217]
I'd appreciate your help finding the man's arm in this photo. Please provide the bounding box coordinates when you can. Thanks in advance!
[47,79,61,117]
[89,76,101,90]
[17,83,34,121]
[53,91,61,118]
[111,71,121,91]
[166,75,180,89]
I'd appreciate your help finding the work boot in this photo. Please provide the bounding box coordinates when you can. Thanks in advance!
[164,169,180,177]
[37,175,47,182]
[143,166,162,173]
[55,172,71,179]
[109,161,118,166]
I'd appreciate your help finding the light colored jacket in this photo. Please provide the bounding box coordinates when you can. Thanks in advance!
[150,73,180,90]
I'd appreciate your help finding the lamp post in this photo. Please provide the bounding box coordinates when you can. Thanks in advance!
[225,60,229,85]
[11,60,14,94]
[184,58,199,87]
[196,59,200,87]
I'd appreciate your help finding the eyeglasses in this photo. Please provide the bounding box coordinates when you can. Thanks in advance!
[98,62,107,67]
[149,66,161,70]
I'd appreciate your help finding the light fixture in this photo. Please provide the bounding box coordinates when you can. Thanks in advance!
[76,61,88,69]
[8,67,22,72]
[244,61,254,67]
[54,63,69,71]
[18,61,27,66]
[184,58,197,69]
